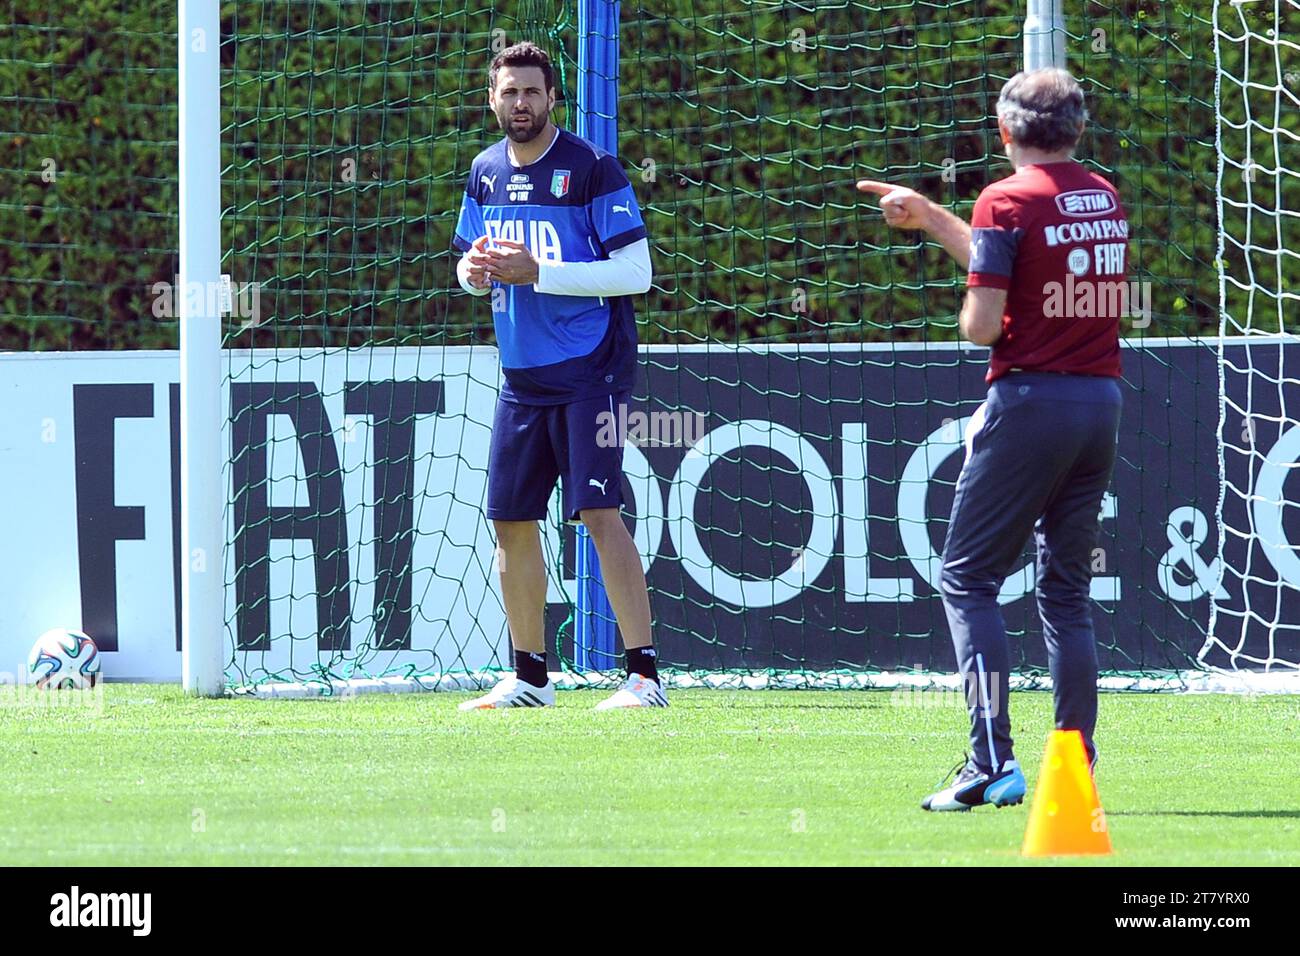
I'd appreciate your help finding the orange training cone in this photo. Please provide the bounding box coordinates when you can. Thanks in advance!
[1021,729,1113,857]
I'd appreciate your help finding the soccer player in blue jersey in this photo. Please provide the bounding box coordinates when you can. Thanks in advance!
[452,42,666,710]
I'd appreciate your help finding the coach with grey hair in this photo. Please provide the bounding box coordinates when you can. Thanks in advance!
[858,69,1130,811]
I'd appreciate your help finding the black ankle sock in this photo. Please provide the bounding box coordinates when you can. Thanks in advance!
[626,645,659,684]
[514,650,548,688]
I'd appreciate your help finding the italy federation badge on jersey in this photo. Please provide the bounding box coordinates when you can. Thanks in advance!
[550,169,571,198]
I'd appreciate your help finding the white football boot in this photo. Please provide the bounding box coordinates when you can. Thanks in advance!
[458,675,555,710]
[594,673,668,710]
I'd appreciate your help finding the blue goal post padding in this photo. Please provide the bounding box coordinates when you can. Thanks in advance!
[573,0,621,672]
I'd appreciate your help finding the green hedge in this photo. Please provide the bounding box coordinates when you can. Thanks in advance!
[0,2,1283,351]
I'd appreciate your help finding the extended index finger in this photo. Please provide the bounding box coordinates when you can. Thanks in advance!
[855,179,898,196]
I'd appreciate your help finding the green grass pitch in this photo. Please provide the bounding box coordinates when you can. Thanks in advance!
[2,685,1297,865]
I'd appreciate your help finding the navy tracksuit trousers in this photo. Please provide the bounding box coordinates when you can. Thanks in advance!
[940,372,1122,773]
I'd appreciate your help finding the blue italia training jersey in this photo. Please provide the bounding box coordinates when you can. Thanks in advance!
[452,128,648,405]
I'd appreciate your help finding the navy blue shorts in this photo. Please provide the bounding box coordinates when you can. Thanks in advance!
[486,392,628,523]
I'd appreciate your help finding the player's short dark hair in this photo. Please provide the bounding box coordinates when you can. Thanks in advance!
[996,69,1088,152]
[489,42,554,93]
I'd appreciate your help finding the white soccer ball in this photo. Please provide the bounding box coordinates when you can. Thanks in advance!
[28,628,101,690]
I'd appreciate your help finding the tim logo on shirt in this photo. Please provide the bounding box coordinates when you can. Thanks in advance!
[1055,189,1117,217]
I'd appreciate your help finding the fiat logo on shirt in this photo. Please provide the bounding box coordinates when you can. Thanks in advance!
[1067,248,1091,276]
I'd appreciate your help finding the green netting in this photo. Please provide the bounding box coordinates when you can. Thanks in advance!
[0,1,177,348]
[2,2,1287,692]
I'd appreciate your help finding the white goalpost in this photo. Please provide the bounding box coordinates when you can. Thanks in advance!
[178,0,226,697]
[1023,0,1066,71]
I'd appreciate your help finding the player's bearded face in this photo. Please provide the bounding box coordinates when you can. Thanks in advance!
[492,67,552,143]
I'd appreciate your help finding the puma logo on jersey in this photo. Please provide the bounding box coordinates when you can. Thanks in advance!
[612,203,632,215]
[480,174,498,192]
[588,477,609,494]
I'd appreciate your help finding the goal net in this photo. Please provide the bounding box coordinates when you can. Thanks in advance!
[1206,0,1300,675]
[170,1,1285,694]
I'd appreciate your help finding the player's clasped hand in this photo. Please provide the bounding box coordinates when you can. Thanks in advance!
[464,236,494,289]
[856,179,933,231]
[481,239,540,285]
